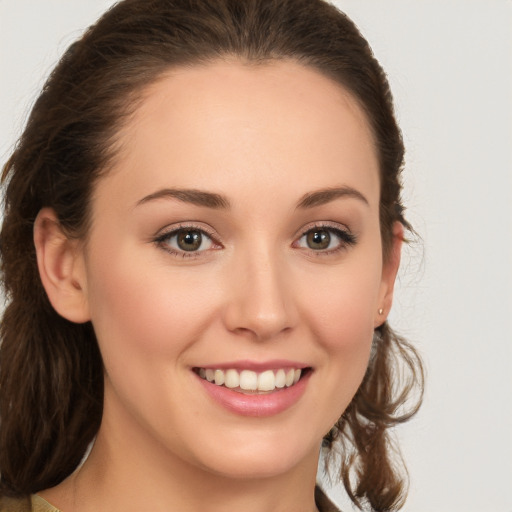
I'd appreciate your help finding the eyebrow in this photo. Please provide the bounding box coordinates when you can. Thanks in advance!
[136,185,368,210]
[136,188,230,209]
[296,186,369,209]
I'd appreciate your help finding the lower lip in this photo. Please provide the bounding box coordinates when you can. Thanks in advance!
[196,371,311,417]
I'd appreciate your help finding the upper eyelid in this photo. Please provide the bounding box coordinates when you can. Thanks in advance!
[154,222,218,239]
[296,220,352,237]
[153,221,354,247]
[153,225,222,259]
[294,222,357,251]
[153,223,223,255]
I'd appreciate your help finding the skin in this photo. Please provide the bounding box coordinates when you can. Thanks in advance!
[35,60,402,512]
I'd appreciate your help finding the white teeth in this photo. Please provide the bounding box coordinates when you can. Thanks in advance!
[224,369,239,389]
[214,369,225,386]
[258,370,275,391]
[198,367,304,392]
[275,369,286,388]
[239,370,258,390]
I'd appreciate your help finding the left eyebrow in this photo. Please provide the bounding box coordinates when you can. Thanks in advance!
[136,188,230,209]
[296,186,369,209]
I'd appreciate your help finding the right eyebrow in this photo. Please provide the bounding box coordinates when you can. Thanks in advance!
[296,186,369,209]
[136,188,231,209]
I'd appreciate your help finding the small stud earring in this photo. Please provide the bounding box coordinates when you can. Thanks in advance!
[378,308,384,315]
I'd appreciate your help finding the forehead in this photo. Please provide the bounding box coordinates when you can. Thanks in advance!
[102,59,379,208]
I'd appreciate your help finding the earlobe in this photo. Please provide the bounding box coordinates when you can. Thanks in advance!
[374,222,404,328]
[33,208,91,323]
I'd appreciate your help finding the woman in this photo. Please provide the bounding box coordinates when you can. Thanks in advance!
[0,1,423,511]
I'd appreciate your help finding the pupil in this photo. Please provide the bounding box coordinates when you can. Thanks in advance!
[178,231,202,251]
[307,230,330,250]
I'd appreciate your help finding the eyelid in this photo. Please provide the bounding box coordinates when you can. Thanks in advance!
[154,222,218,240]
[153,222,222,257]
[293,221,357,254]
[295,220,353,238]
[152,220,356,258]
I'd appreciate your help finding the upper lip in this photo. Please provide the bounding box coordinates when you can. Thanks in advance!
[193,360,311,371]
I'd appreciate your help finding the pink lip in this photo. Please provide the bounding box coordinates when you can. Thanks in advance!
[195,368,312,417]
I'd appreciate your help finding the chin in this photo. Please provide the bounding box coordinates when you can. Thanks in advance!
[187,428,320,481]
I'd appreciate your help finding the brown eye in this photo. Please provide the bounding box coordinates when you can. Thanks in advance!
[306,229,331,250]
[158,228,215,254]
[295,225,357,253]
[177,230,203,251]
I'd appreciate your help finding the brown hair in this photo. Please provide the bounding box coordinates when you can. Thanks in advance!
[0,0,423,510]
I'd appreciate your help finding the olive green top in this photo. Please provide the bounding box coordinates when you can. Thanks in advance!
[0,495,57,512]
[0,486,341,511]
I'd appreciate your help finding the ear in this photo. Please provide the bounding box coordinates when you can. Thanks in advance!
[34,208,91,323]
[374,222,403,328]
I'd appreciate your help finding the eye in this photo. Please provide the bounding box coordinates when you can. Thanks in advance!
[155,226,217,256]
[173,229,211,252]
[304,229,333,250]
[295,225,356,253]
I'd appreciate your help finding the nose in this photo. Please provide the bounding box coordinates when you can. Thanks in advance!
[222,248,297,341]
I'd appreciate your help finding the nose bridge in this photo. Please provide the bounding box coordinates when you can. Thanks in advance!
[223,241,296,339]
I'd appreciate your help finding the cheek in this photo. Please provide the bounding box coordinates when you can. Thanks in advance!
[294,252,383,417]
[83,246,226,440]
[84,241,222,369]
[297,256,382,349]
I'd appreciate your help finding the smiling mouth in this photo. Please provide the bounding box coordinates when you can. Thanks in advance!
[194,367,310,394]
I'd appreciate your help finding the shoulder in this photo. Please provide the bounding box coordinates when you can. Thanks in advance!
[0,495,59,512]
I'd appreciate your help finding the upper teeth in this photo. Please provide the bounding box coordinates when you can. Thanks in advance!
[198,368,302,392]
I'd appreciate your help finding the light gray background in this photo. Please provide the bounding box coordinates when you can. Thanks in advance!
[1,2,511,511]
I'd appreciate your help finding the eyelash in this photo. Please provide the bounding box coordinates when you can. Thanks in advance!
[294,223,357,256]
[153,223,221,259]
[153,222,357,258]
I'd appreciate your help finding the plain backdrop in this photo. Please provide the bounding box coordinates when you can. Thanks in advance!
[1,1,511,511]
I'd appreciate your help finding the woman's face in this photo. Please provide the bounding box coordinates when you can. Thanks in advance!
[76,60,399,479]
